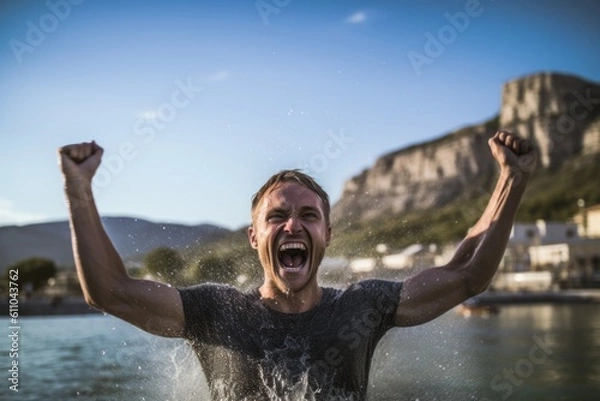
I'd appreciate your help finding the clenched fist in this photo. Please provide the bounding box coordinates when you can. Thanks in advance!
[58,141,104,185]
[488,131,537,174]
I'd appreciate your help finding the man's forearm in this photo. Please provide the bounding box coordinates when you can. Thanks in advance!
[450,166,529,294]
[65,182,129,308]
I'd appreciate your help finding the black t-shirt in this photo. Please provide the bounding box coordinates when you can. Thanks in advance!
[178,279,402,400]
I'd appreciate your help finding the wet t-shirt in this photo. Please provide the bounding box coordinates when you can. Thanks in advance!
[178,279,402,400]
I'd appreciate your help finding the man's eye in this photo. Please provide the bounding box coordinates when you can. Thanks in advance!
[303,212,318,220]
[268,214,284,222]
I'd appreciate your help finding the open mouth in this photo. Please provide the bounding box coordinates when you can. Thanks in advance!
[277,242,308,271]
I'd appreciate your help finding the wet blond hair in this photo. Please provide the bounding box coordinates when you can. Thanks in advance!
[250,170,331,226]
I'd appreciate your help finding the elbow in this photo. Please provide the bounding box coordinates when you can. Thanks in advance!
[83,293,106,312]
[79,273,131,312]
[81,287,114,312]
[462,265,493,298]
[466,281,490,298]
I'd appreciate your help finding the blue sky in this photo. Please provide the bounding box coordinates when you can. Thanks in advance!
[1,0,599,230]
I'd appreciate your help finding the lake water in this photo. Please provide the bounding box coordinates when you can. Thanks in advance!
[1,303,599,400]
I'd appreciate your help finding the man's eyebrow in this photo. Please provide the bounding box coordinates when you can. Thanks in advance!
[266,206,289,215]
[299,205,321,214]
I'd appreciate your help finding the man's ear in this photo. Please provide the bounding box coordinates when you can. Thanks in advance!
[325,226,332,247]
[248,225,258,249]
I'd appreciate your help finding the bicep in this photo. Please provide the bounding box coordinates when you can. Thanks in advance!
[99,278,185,338]
[394,265,470,327]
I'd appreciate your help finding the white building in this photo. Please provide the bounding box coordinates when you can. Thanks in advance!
[529,240,600,288]
[496,220,600,290]
[573,203,600,238]
[380,244,436,270]
[318,257,351,284]
[501,220,579,273]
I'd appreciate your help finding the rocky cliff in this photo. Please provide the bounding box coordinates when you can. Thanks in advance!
[332,72,600,223]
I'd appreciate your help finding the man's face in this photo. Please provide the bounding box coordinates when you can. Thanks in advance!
[248,182,331,294]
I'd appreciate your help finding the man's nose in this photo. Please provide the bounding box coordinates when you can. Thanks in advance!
[283,216,302,234]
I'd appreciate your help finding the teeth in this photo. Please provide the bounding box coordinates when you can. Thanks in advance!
[279,242,306,251]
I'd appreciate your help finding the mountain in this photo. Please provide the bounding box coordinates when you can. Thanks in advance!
[332,72,600,224]
[0,217,231,272]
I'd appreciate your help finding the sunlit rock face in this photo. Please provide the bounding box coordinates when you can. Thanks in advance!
[500,72,600,168]
[332,72,600,223]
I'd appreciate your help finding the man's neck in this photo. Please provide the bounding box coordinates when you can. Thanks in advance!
[258,282,323,314]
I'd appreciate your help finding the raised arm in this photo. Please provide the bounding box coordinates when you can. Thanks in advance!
[395,131,537,326]
[59,141,184,337]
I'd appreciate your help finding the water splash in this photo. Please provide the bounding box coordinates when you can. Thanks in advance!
[201,334,360,400]
[161,339,210,400]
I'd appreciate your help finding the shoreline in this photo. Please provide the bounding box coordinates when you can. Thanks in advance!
[1,296,102,317]
[468,289,600,306]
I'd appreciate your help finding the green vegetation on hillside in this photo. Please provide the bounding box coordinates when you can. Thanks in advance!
[517,153,600,221]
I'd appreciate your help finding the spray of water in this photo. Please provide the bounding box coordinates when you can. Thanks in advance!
[208,334,362,400]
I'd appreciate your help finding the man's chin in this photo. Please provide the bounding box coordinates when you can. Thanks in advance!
[277,264,313,290]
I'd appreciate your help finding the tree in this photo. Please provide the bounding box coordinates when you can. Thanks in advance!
[4,257,57,291]
[185,247,262,288]
[190,253,239,284]
[143,247,185,283]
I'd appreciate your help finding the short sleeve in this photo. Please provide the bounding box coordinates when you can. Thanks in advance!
[177,283,238,342]
[345,279,403,333]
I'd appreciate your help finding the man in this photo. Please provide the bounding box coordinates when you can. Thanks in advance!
[58,131,535,400]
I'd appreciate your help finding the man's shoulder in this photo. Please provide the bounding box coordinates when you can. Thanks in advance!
[322,279,402,305]
[344,279,402,294]
[178,283,255,304]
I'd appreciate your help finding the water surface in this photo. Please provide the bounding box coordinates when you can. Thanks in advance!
[1,304,598,400]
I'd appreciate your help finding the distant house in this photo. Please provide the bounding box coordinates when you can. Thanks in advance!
[573,203,600,238]
[495,220,600,290]
[500,220,579,273]
[347,244,438,281]
[44,269,83,298]
[349,257,377,274]
[380,244,436,270]
[318,257,351,284]
[529,240,600,288]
